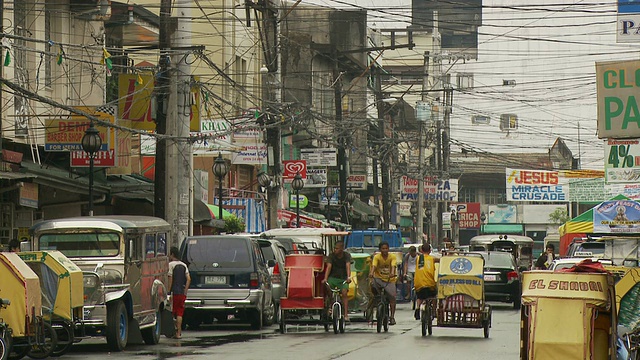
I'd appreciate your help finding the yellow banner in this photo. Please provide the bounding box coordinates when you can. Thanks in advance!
[438,255,484,276]
[437,274,484,300]
[522,271,609,302]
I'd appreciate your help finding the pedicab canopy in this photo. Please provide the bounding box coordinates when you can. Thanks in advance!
[437,255,484,301]
[521,271,614,360]
[18,251,83,321]
[0,252,42,337]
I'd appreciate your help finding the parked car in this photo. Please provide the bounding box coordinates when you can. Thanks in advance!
[565,239,605,258]
[268,236,309,254]
[549,257,613,271]
[471,251,522,309]
[180,235,275,329]
[257,239,288,323]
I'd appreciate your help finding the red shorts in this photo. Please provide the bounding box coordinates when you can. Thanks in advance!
[172,294,186,317]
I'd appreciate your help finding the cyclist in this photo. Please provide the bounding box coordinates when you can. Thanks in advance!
[369,241,398,325]
[322,241,352,321]
[414,243,438,320]
[403,246,418,300]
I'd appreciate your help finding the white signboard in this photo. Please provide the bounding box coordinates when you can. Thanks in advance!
[230,112,262,142]
[300,148,337,167]
[397,201,413,217]
[305,168,327,188]
[347,174,367,190]
[617,14,640,43]
[200,119,231,142]
[506,168,568,202]
[399,176,458,202]
[605,138,640,183]
[231,144,268,165]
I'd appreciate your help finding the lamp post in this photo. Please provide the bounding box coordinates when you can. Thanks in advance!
[345,190,357,226]
[291,172,305,228]
[212,153,228,221]
[425,206,432,244]
[325,186,336,222]
[410,202,418,243]
[257,171,272,227]
[81,122,102,216]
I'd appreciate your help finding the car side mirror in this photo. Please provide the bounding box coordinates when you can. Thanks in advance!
[267,259,276,267]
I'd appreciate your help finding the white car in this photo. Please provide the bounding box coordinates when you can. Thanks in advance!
[548,257,613,271]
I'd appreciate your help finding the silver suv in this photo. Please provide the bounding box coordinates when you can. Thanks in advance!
[180,235,274,329]
[257,239,287,323]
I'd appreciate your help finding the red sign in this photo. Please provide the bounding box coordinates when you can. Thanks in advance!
[452,202,481,229]
[278,209,323,228]
[70,150,116,167]
[282,160,307,182]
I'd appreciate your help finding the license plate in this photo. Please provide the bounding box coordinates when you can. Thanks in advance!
[204,276,227,285]
[484,274,497,281]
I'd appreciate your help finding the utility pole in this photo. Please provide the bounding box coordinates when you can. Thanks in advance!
[334,51,349,224]
[154,0,172,223]
[374,66,390,229]
[433,11,444,248]
[417,51,429,243]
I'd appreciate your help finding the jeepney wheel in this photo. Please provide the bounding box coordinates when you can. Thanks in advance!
[51,321,73,357]
[106,301,128,351]
[141,310,161,345]
[27,322,58,359]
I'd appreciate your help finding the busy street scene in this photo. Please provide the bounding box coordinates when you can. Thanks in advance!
[2,0,640,359]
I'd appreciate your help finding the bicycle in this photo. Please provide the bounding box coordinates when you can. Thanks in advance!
[420,295,436,337]
[621,327,640,360]
[0,298,12,360]
[325,281,348,334]
[370,278,392,333]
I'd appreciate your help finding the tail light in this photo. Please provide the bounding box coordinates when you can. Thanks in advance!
[507,271,519,282]
[250,272,259,288]
[271,263,281,284]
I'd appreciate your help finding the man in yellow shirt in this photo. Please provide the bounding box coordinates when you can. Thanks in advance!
[413,243,438,320]
[369,241,397,325]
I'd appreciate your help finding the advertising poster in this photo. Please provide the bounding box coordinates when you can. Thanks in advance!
[593,200,640,233]
[506,168,568,202]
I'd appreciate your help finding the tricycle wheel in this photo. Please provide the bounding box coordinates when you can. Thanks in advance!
[483,320,490,338]
[51,322,73,356]
[141,310,161,345]
[27,322,57,359]
[8,341,28,360]
[0,336,8,360]
[106,300,128,352]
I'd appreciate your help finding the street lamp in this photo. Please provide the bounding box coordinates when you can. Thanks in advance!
[346,190,357,205]
[212,153,228,221]
[257,171,271,189]
[410,202,418,243]
[291,172,305,228]
[325,186,336,222]
[81,122,102,216]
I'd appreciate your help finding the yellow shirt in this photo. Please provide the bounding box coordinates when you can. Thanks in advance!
[372,253,397,281]
[414,254,436,290]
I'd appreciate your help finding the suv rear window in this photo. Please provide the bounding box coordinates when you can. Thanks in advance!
[260,242,276,261]
[475,252,515,268]
[184,237,252,268]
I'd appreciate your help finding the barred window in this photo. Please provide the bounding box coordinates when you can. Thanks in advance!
[458,187,476,203]
[485,188,506,205]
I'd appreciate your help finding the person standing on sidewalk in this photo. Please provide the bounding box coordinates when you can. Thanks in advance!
[168,246,191,339]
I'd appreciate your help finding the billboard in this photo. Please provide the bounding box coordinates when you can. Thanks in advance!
[605,138,640,183]
[399,176,458,202]
[596,59,640,138]
[506,168,568,202]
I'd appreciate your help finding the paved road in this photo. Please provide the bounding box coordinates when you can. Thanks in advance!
[63,301,520,359]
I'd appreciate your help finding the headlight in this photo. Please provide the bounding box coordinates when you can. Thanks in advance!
[84,275,97,287]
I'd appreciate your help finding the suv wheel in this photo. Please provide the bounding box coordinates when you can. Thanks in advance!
[263,300,275,326]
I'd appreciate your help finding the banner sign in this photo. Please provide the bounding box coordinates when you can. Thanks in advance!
[347,174,367,190]
[593,200,640,233]
[300,148,337,167]
[70,149,116,167]
[289,194,308,209]
[605,138,640,183]
[399,176,458,202]
[283,160,307,182]
[305,168,327,188]
[596,59,640,138]
[522,272,608,301]
[506,168,567,202]
[487,205,517,223]
[231,145,268,165]
[451,202,481,229]
[320,188,340,205]
[45,109,111,152]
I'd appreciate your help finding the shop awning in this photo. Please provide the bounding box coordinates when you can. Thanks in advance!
[481,223,524,234]
[193,199,234,223]
[351,199,380,221]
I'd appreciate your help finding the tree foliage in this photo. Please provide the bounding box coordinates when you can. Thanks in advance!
[224,214,245,234]
[548,208,570,224]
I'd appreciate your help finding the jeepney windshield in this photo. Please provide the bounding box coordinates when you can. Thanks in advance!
[38,232,121,257]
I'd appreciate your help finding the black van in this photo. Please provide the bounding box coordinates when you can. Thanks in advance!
[180,235,274,329]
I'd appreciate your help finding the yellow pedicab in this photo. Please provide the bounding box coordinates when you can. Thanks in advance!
[19,251,83,357]
[434,253,491,338]
[0,252,56,360]
[520,268,617,360]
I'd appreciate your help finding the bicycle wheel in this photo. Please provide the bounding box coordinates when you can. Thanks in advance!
[27,322,58,359]
[332,303,340,334]
[383,304,389,333]
[427,300,433,335]
[376,302,383,333]
[51,322,73,357]
[421,304,427,337]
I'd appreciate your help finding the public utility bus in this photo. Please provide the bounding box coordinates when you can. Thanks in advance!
[28,216,173,351]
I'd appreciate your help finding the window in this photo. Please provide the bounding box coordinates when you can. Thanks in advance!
[185,238,251,268]
[39,233,120,257]
[157,233,167,256]
[500,114,518,131]
[145,234,156,258]
[485,188,506,205]
[458,187,476,203]
[456,73,473,89]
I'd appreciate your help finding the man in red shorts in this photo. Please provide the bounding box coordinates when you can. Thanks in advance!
[168,246,191,339]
